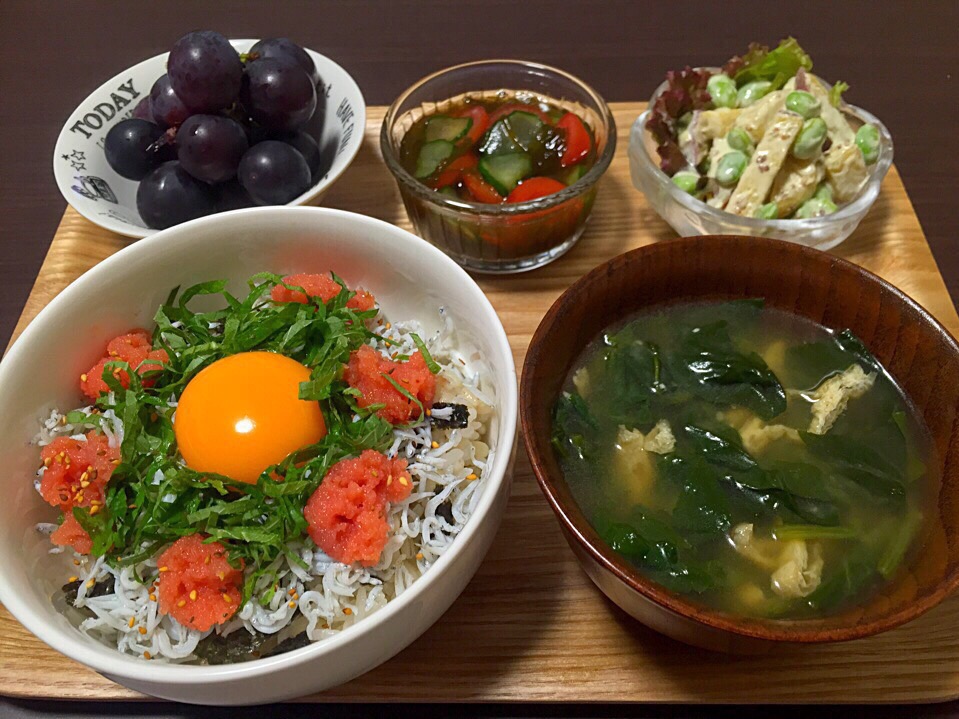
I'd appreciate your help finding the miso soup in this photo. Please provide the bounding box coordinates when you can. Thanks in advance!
[552,300,936,619]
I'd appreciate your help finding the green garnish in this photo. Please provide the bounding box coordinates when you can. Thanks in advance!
[410,333,441,374]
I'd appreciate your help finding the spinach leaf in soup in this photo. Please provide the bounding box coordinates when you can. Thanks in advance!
[600,513,723,594]
[659,455,732,536]
[672,321,787,420]
[552,391,596,461]
[800,431,906,502]
[593,333,665,426]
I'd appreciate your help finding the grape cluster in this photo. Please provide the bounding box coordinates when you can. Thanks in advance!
[103,31,325,230]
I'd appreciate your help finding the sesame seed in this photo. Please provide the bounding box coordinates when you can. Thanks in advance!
[189,590,197,601]
[42,457,51,467]
[431,441,439,449]
[143,651,151,660]
[385,322,392,329]
[128,617,135,628]
[73,559,80,566]
[149,594,157,602]
[343,607,352,615]
[288,587,296,595]
[138,626,147,635]
[68,576,78,583]
[288,601,296,608]
[467,473,478,480]
[86,579,95,588]
[416,552,424,560]
[425,409,432,417]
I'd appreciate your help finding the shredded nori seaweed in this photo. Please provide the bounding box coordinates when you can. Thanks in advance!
[263,631,312,657]
[61,578,113,604]
[193,628,268,665]
[430,402,469,429]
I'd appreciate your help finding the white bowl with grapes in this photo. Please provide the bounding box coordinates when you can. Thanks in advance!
[53,32,366,237]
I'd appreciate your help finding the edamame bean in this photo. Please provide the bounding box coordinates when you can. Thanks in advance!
[707,74,737,109]
[715,150,748,187]
[855,123,880,164]
[794,196,839,219]
[736,80,773,108]
[672,171,701,194]
[792,117,828,160]
[753,202,779,219]
[785,90,822,119]
[726,127,754,154]
[813,182,833,202]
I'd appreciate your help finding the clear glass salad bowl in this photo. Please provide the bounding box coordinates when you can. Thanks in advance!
[381,60,616,274]
[628,75,893,251]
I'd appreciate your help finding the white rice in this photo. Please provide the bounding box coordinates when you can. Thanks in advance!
[35,309,496,662]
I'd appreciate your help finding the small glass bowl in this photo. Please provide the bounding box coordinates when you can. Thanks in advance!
[381,60,616,273]
[628,73,893,251]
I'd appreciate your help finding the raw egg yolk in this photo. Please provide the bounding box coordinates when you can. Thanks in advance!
[174,352,326,484]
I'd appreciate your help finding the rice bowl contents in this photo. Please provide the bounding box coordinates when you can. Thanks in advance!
[34,272,496,663]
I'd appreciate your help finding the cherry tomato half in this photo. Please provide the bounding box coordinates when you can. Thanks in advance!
[557,113,591,167]
[506,177,568,203]
[462,171,504,204]
[431,154,479,189]
[455,106,490,146]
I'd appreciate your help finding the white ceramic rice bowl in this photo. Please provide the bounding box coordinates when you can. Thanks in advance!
[53,40,366,238]
[0,207,517,704]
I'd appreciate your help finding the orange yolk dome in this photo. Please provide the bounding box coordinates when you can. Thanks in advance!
[174,352,326,484]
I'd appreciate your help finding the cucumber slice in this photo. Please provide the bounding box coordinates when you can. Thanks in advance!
[424,116,472,143]
[478,153,533,195]
[414,140,455,179]
[479,111,545,156]
[565,165,587,185]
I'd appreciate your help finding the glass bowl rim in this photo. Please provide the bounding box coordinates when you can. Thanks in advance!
[380,59,617,216]
[630,69,894,229]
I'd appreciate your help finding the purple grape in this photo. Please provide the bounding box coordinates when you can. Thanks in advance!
[137,162,216,229]
[240,58,316,133]
[248,38,318,83]
[131,97,153,121]
[176,114,249,183]
[168,31,243,113]
[149,74,191,128]
[279,131,321,176]
[215,180,256,212]
[238,141,311,205]
[104,119,165,181]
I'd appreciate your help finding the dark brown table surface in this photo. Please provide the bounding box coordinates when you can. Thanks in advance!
[2,0,959,714]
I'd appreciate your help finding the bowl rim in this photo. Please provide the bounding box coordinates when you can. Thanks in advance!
[630,69,894,229]
[52,39,367,239]
[379,58,617,216]
[520,234,959,644]
[0,205,518,682]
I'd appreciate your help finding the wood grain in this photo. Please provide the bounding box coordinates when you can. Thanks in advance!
[1,104,958,704]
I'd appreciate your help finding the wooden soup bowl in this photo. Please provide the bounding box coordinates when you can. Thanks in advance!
[520,235,959,652]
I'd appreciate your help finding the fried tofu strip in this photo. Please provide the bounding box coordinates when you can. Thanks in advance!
[726,110,804,217]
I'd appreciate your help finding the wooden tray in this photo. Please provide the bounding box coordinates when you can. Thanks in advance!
[2,103,958,704]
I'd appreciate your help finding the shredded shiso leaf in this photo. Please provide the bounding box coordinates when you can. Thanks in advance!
[70,273,396,602]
